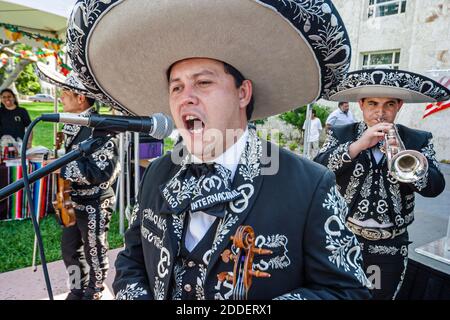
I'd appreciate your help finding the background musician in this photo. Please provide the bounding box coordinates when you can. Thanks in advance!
[315,69,449,299]
[37,63,120,300]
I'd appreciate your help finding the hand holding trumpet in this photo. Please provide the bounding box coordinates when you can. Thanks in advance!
[349,119,396,159]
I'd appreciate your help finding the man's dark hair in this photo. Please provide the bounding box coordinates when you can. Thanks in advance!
[311,109,316,116]
[167,60,255,120]
[223,62,254,120]
[86,97,96,107]
[338,101,348,108]
[72,91,96,107]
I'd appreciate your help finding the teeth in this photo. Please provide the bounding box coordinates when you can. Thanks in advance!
[191,127,203,134]
[185,115,199,121]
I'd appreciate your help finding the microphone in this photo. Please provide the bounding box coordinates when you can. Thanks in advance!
[41,112,173,140]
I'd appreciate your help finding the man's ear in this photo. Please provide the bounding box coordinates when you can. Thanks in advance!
[239,80,252,109]
[77,94,86,105]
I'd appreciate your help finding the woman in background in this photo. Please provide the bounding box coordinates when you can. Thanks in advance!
[0,88,32,148]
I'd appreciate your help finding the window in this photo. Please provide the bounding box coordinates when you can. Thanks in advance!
[361,51,401,70]
[368,0,407,18]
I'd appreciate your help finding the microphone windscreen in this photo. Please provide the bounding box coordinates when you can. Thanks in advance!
[152,113,174,139]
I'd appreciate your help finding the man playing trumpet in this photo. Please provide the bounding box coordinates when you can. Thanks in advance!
[315,69,449,300]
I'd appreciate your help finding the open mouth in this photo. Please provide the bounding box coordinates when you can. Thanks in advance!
[183,114,205,134]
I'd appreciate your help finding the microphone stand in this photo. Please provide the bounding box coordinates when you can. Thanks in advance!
[0,132,112,300]
[0,134,111,201]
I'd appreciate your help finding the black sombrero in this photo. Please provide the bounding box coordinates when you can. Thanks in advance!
[327,69,450,103]
[66,0,352,119]
[35,61,96,98]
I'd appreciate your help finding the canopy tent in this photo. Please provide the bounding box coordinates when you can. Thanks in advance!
[0,0,75,48]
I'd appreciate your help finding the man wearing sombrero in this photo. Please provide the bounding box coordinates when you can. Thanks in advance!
[36,62,120,300]
[315,68,449,299]
[66,0,371,300]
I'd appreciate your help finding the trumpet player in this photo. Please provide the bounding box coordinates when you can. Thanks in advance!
[315,69,449,300]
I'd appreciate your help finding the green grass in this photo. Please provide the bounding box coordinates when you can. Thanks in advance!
[1,102,130,273]
[0,102,173,273]
[0,211,126,273]
[22,102,63,149]
[164,136,175,154]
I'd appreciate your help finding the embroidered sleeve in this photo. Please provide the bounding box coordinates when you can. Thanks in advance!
[273,293,306,300]
[62,161,91,185]
[314,128,353,174]
[408,134,445,197]
[112,168,153,300]
[284,170,371,300]
[113,197,153,300]
[62,137,120,185]
[115,283,148,300]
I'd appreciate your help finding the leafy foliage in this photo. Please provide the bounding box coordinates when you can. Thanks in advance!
[15,63,41,95]
[279,103,331,130]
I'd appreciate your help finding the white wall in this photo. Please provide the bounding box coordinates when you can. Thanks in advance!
[329,0,450,160]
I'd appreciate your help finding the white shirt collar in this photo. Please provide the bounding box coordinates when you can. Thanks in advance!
[191,127,249,180]
[79,106,95,116]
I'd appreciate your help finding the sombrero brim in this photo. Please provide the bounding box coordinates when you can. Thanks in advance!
[35,62,95,98]
[327,69,450,103]
[67,0,351,119]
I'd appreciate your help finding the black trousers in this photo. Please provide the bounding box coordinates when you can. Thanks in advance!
[357,233,410,300]
[61,197,114,296]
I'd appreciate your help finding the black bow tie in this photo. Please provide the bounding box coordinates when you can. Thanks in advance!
[160,162,242,218]
[376,139,385,151]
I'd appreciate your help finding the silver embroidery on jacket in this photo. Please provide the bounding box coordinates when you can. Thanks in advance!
[116,283,148,300]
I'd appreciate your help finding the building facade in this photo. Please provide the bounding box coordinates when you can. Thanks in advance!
[320,0,450,160]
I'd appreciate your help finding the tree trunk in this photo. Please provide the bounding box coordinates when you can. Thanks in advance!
[0,59,31,91]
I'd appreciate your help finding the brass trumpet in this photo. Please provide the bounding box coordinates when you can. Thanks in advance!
[379,119,428,183]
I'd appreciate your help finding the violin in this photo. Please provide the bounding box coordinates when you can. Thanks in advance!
[51,131,76,227]
[217,225,272,300]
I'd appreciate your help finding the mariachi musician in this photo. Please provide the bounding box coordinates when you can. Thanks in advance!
[36,62,120,300]
[314,69,449,299]
[65,0,371,300]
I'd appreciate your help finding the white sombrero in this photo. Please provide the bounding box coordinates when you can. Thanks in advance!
[66,0,352,119]
[327,69,450,103]
[35,61,96,98]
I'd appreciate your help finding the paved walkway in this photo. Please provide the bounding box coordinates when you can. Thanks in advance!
[408,163,450,275]
[0,248,122,300]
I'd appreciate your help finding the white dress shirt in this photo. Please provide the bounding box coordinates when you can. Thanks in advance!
[184,128,249,252]
[371,147,384,164]
[326,109,355,126]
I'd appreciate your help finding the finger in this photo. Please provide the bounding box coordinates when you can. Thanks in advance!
[373,131,385,137]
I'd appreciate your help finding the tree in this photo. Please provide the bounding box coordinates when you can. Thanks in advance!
[15,63,41,95]
[279,103,331,131]
[0,41,38,93]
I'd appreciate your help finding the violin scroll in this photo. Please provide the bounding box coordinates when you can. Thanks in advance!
[217,225,272,298]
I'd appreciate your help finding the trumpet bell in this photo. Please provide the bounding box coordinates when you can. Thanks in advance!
[390,150,428,183]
